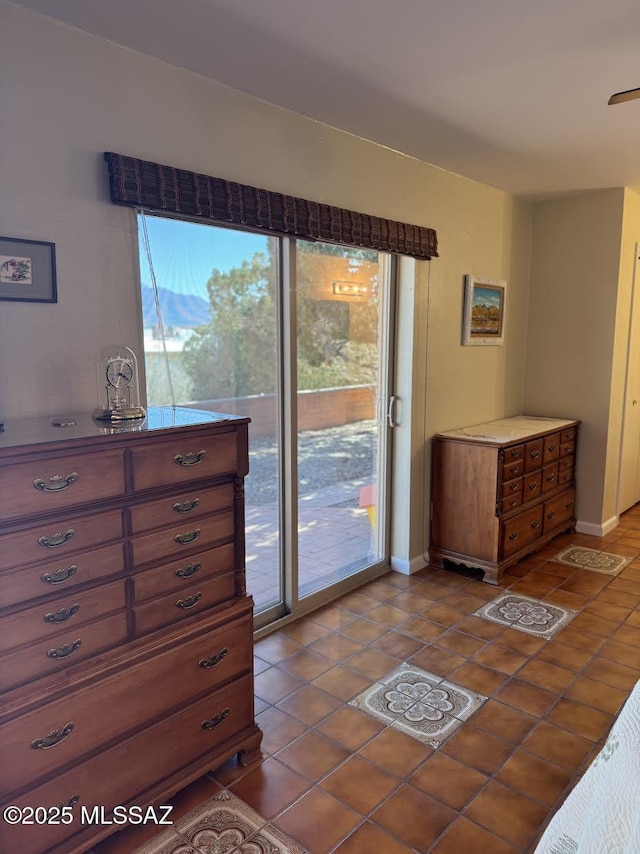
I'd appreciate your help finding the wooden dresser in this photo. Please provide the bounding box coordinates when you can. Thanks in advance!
[0,407,262,854]
[430,416,579,584]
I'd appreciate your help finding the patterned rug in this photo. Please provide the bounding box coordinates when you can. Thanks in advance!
[349,662,487,748]
[132,790,308,854]
[473,593,577,640]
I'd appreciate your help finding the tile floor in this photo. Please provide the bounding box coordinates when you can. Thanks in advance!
[93,506,640,854]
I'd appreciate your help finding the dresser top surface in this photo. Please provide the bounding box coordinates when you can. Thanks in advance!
[436,415,578,445]
[0,406,248,451]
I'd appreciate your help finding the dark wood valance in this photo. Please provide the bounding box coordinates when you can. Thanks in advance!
[104,152,438,260]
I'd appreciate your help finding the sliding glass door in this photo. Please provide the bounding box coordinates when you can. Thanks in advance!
[138,213,395,626]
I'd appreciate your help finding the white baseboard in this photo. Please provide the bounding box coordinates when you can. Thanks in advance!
[575,516,619,537]
[391,553,428,575]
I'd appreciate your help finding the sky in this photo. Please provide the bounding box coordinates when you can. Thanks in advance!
[137,213,269,299]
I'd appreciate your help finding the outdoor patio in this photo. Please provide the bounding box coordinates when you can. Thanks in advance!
[243,421,378,611]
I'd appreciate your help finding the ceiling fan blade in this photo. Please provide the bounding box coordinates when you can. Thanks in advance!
[608,87,640,105]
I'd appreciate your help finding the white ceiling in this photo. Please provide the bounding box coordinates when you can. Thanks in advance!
[11,0,640,197]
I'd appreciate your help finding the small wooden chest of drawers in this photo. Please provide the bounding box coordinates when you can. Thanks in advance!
[430,416,579,584]
[0,407,262,854]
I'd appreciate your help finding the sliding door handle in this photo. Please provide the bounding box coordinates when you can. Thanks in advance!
[387,395,397,428]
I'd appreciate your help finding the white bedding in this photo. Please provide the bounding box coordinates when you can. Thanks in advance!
[534,679,640,854]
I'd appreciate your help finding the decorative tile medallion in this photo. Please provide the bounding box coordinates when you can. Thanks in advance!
[552,545,632,575]
[349,662,487,747]
[132,791,308,854]
[474,593,577,640]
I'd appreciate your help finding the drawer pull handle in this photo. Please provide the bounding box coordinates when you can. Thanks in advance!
[176,562,201,579]
[508,532,519,541]
[564,446,574,454]
[548,444,557,452]
[175,529,201,545]
[546,474,555,482]
[510,483,519,492]
[38,529,75,549]
[509,499,518,506]
[33,472,79,492]
[547,511,557,520]
[528,482,539,490]
[31,722,74,750]
[201,708,230,730]
[531,520,541,529]
[57,794,80,810]
[176,592,202,609]
[44,604,80,624]
[47,639,82,659]
[41,565,78,585]
[174,450,206,467]
[509,466,521,475]
[199,647,228,669]
[565,501,574,510]
[510,449,520,457]
[530,450,541,459]
[173,498,200,514]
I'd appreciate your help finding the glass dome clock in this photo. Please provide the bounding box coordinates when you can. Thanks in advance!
[92,345,146,422]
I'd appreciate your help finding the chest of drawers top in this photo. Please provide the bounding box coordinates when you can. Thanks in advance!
[435,415,579,446]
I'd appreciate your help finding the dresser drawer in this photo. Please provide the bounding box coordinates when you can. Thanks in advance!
[133,542,236,602]
[0,612,252,796]
[0,510,123,573]
[543,433,561,464]
[130,483,234,534]
[502,459,524,481]
[558,465,574,487]
[131,511,234,566]
[0,581,125,653]
[541,463,559,494]
[523,471,541,501]
[0,544,125,611]
[543,488,576,534]
[524,438,544,472]
[134,573,236,636]
[503,444,524,464]
[0,674,253,854]
[499,493,523,514]
[131,430,241,492]
[0,449,125,524]
[501,505,543,558]
[500,477,523,500]
[0,611,128,693]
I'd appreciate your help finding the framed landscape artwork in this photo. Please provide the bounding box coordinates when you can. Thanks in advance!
[462,275,506,345]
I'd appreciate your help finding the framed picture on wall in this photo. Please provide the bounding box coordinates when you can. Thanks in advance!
[462,275,506,345]
[0,236,57,303]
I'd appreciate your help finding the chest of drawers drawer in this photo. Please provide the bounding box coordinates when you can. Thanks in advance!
[0,611,128,692]
[0,674,254,854]
[130,510,235,566]
[0,510,123,573]
[543,487,576,534]
[129,483,234,533]
[131,431,241,491]
[0,543,125,610]
[0,610,252,796]
[134,572,236,636]
[0,580,125,654]
[501,504,544,559]
[133,542,236,602]
[0,449,125,524]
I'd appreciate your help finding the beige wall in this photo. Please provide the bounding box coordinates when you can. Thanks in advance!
[0,3,533,569]
[523,189,626,529]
